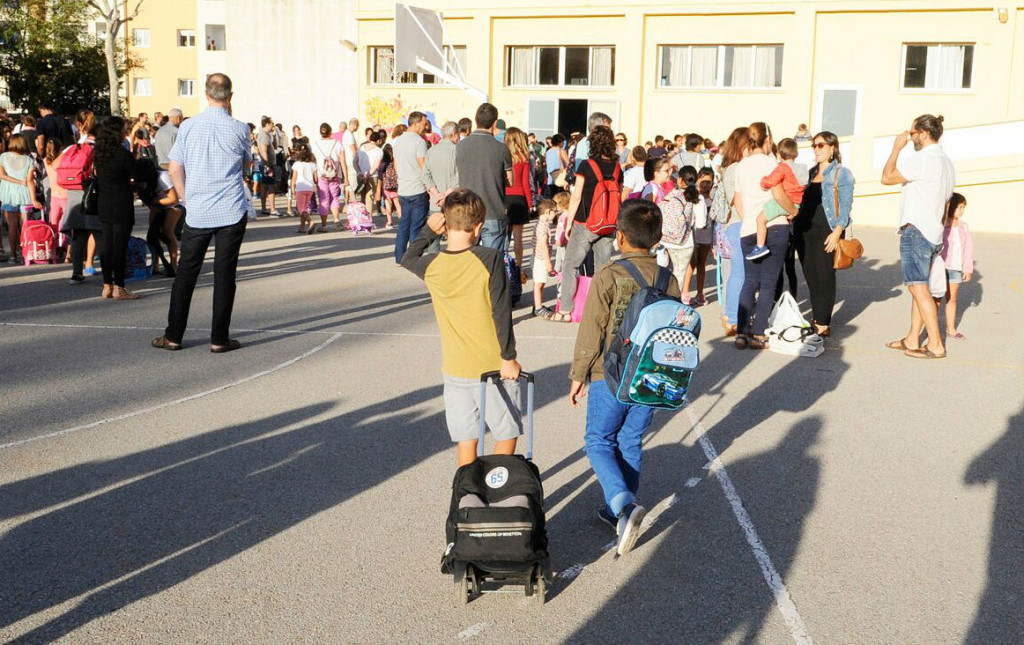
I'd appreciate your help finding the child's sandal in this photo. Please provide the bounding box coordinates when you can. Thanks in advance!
[548,311,573,323]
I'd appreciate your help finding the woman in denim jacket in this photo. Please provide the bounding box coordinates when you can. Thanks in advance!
[792,131,854,337]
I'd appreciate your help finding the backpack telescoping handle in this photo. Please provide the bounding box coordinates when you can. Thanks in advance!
[478,371,535,461]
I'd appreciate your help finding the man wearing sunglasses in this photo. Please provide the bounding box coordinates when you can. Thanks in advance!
[881,114,956,359]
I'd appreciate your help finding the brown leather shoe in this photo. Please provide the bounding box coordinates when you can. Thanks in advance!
[113,286,141,300]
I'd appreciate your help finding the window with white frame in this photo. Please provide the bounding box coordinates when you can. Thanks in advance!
[177,29,196,47]
[178,79,196,97]
[94,22,107,41]
[902,44,973,91]
[505,46,615,88]
[370,46,467,85]
[132,28,150,47]
[133,77,152,96]
[659,44,783,89]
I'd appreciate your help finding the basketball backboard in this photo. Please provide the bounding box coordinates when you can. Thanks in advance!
[393,3,487,102]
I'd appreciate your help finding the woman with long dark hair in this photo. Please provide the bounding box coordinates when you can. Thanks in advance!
[93,116,144,300]
[792,131,854,337]
[548,125,621,322]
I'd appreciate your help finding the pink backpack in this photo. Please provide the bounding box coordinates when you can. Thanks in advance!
[55,142,94,189]
[345,202,374,234]
[21,219,57,265]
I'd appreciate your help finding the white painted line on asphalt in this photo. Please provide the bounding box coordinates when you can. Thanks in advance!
[457,622,493,640]
[686,407,815,645]
[557,562,586,581]
[0,332,343,451]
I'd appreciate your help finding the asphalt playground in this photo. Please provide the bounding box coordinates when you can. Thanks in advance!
[0,211,1021,645]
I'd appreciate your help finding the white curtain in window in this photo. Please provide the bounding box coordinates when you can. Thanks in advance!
[511,47,535,86]
[446,46,467,78]
[927,44,964,89]
[729,46,754,87]
[690,46,718,87]
[591,46,613,86]
[661,46,688,87]
[375,48,395,84]
[753,46,777,87]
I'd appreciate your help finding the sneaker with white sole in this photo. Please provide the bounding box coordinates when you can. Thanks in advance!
[615,504,646,556]
[745,245,770,261]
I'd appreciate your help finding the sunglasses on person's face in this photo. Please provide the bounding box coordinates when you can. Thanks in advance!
[615,138,625,143]
[812,143,828,149]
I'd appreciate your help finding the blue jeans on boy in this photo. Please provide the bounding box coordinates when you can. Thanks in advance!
[395,192,429,264]
[584,379,656,518]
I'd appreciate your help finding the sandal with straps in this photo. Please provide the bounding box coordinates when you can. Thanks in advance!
[548,311,573,323]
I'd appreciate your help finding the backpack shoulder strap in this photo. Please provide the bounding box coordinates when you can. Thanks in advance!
[654,267,671,293]
[616,259,649,289]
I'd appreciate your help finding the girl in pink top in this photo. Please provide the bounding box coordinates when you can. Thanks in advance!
[940,192,973,340]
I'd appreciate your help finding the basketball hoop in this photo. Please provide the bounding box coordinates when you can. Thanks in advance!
[394,3,488,102]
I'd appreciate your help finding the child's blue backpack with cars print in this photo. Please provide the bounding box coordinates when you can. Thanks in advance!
[603,260,701,410]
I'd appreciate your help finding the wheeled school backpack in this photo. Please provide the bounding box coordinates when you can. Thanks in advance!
[442,372,551,603]
[125,237,155,281]
[345,201,374,234]
[603,260,702,409]
[21,218,57,265]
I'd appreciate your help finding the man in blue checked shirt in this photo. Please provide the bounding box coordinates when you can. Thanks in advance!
[151,73,252,353]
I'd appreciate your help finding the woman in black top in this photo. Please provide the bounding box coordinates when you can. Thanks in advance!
[93,116,144,300]
[548,125,621,322]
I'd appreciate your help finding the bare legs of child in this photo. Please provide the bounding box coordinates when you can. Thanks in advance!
[944,281,964,338]
[457,438,517,467]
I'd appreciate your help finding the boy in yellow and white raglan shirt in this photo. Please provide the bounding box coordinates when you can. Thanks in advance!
[402,188,523,467]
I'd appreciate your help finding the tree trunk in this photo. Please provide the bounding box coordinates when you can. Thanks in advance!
[104,30,120,115]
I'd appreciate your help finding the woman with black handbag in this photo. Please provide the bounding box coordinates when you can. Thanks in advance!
[93,116,145,300]
[792,131,855,338]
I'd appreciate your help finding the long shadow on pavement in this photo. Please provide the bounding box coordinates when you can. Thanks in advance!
[558,417,822,644]
[0,364,568,644]
[962,404,1024,645]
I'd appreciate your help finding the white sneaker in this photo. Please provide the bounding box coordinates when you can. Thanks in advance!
[615,504,646,556]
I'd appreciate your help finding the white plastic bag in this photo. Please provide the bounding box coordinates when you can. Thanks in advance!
[928,254,947,299]
[245,183,258,221]
[766,292,824,358]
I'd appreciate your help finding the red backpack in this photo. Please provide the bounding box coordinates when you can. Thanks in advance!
[55,142,94,190]
[584,159,621,236]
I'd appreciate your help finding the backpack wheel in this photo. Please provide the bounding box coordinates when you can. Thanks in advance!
[535,567,547,604]
[457,571,469,604]
[468,566,481,596]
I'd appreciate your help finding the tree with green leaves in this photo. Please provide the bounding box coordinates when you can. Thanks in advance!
[0,0,122,115]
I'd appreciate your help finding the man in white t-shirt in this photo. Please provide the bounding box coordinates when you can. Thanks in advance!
[342,118,359,201]
[881,114,956,360]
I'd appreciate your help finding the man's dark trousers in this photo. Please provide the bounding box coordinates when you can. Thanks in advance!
[165,214,247,346]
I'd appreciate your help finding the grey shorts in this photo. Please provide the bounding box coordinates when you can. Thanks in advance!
[443,374,522,443]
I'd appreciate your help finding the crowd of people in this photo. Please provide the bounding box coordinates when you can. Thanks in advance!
[0,71,972,555]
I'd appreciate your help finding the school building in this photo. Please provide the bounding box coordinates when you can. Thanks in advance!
[355,0,1024,233]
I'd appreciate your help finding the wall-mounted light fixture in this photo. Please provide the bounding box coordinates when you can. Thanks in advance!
[997,8,1008,23]
[340,39,357,52]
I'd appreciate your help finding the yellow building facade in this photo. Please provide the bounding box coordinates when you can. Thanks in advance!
[123,0,201,118]
[356,0,1024,233]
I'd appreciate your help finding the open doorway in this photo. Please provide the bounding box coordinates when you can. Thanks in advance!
[557,99,588,137]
